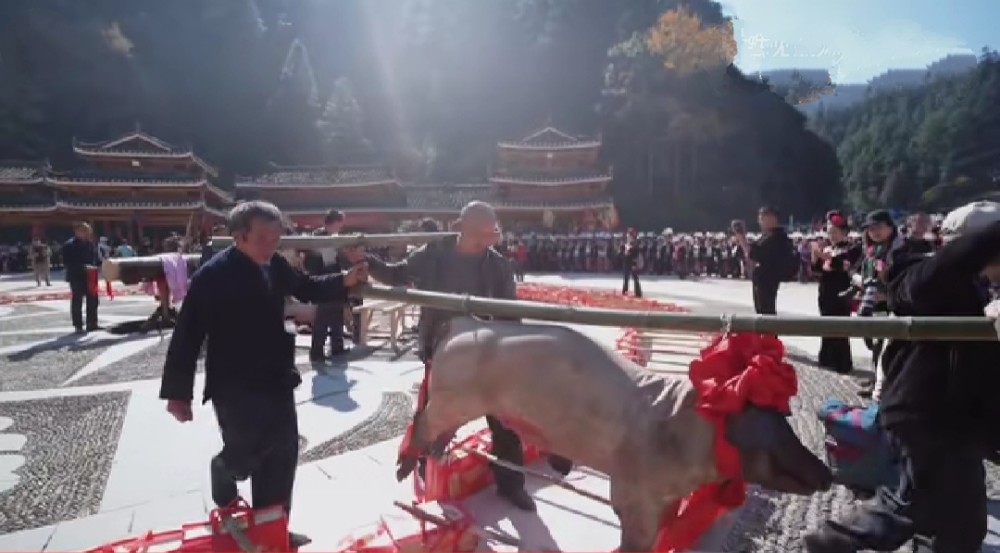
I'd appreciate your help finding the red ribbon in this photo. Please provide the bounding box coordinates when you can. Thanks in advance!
[652,332,797,552]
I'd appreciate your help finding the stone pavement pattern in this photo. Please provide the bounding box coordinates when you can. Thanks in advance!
[0,272,997,552]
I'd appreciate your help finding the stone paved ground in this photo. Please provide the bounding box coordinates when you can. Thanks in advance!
[0,272,997,551]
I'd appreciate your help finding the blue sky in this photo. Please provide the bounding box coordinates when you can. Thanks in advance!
[719,0,999,83]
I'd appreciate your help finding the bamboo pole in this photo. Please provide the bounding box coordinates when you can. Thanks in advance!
[208,232,457,250]
[101,255,201,284]
[391,501,521,547]
[464,447,613,507]
[360,284,1000,341]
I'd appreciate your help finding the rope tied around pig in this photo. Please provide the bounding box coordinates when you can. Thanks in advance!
[653,332,796,552]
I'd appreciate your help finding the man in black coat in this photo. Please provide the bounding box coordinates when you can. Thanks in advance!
[304,209,349,361]
[739,207,794,315]
[621,228,643,297]
[806,201,1000,553]
[160,201,368,547]
[62,222,101,333]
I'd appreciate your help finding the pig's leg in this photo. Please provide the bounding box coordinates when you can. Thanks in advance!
[396,396,484,481]
[547,454,574,476]
[611,480,664,552]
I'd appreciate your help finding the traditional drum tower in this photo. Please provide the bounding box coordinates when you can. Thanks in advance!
[489,126,616,231]
[234,126,617,233]
[0,127,231,242]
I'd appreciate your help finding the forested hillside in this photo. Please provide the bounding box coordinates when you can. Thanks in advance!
[811,52,1000,211]
[0,0,841,229]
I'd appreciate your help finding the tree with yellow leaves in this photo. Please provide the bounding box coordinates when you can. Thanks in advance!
[646,8,737,74]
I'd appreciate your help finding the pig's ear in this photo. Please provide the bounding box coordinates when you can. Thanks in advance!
[724,405,792,450]
[726,405,833,495]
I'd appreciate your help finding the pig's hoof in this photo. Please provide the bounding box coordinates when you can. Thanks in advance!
[396,457,418,482]
[547,454,573,477]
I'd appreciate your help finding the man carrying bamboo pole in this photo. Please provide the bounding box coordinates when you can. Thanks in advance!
[352,201,563,512]
[805,201,1000,553]
[159,201,369,548]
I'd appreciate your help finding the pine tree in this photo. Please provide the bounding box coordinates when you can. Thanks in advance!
[316,77,372,164]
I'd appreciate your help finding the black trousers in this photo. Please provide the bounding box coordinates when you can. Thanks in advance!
[211,390,299,516]
[69,279,98,330]
[310,302,344,354]
[752,279,779,315]
[817,424,987,552]
[818,294,853,373]
[622,267,642,297]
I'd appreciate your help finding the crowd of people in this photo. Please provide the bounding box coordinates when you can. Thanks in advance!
[2,197,998,552]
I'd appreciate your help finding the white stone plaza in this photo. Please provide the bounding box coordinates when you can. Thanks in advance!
[0,273,997,552]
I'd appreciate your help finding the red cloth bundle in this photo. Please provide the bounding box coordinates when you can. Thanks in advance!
[515,283,686,312]
[85,499,289,553]
[414,428,541,502]
[336,501,478,553]
[651,332,797,552]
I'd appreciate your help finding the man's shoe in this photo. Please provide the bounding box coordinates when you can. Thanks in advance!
[74,327,86,335]
[308,351,326,362]
[802,529,859,553]
[86,325,103,332]
[289,531,312,549]
[498,487,536,512]
[329,345,352,357]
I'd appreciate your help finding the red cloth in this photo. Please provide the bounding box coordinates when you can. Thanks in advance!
[399,361,431,461]
[652,332,797,552]
[86,267,99,296]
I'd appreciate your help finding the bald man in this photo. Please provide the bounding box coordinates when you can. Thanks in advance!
[355,201,570,511]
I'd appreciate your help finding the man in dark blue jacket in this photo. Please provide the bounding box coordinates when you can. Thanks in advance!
[806,201,1000,553]
[62,222,101,333]
[160,201,368,548]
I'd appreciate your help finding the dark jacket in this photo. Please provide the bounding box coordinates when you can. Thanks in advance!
[160,246,350,403]
[62,236,99,284]
[302,229,345,276]
[748,227,793,283]
[880,221,1000,448]
[365,236,517,358]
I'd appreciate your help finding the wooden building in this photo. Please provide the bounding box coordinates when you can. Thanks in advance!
[0,130,230,242]
[234,126,617,232]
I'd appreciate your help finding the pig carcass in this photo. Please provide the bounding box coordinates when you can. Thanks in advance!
[397,317,833,552]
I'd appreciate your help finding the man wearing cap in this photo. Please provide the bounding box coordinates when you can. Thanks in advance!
[354,201,571,512]
[805,201,1000,553]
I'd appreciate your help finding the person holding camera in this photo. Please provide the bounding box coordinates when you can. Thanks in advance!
[735,207,796,315]
[806,201,1000,553]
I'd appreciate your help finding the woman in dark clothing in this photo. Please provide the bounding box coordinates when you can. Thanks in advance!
[813,212,862,374]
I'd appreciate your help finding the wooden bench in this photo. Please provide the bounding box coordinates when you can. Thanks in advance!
[351,300,410,351]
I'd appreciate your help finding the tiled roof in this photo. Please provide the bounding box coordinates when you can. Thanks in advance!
[48,170,206,186]
[404,185,613,211]
[256,196,407,210]
[491,173,612,185]
[0,165,44,182]
[0,191,55,207]
[236,166,396,187]
[56,198,206,210]
[498,126,601,150]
